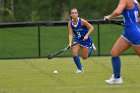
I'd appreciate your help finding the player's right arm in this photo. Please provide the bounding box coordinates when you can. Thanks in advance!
[68,21,73,47]
[104,0,126,20]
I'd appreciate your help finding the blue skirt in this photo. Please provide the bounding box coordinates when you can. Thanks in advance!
[122,25,140,46]
[74,36,93,48]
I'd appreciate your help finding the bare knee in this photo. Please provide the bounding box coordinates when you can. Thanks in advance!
[72,50,78,56]
[111,50,119,57]
[82,56,88,60]
[72,52,78,56]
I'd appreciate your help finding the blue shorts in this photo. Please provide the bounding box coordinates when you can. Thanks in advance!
[74,37,92,48]
[122,25,140,46]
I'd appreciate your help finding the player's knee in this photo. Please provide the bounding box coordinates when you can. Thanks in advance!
[72,53,77,57]
[111,50,119,57]
[82,56,88,60]
[82,57,87,60]
[72,52,78,56]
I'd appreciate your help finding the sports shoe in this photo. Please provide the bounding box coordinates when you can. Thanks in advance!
[92,43,96,51]
[75,69,83,73]
[105,74,123,84]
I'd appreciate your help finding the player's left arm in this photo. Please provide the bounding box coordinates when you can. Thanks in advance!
[81,19,94,41]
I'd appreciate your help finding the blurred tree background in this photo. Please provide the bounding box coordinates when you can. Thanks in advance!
[0,0,118,22]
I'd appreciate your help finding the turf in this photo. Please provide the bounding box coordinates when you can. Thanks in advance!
[0,55,139,93]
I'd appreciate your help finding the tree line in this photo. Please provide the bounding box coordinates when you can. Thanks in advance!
[0,0,118,22]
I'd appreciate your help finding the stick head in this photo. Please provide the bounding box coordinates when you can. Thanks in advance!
[47,55,53,59]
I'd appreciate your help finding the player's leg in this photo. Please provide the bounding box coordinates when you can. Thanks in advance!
[85,38,96,57]
[105,36,131,84]
[72,44,83,73]
[88,43,96,57]
[81,43,96,59]
[81,47,89,60]
[111,36,131,77]
[111,36,131,57]
[132,45,140,56]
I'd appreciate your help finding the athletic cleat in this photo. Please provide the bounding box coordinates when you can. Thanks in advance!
[105,75,123,84]
[75,69,83,73]
[92,43,96,51]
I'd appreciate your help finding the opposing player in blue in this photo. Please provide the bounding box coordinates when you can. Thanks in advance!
[68,8,96,73]
[104,0,140,84]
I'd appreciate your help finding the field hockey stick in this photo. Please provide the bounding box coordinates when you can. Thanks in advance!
[105,19,124,26]
[47,41,81,59]
[109,19,124,26]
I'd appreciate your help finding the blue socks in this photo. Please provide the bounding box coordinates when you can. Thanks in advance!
[88,46,93,57]
[111,56,121,78]
[73,56,82,70]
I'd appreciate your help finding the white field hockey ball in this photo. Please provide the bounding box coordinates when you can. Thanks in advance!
[53,70,58,74]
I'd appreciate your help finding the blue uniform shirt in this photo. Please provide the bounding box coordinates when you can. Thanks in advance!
[70,18,92,48]
[122,0,140,45]
[123,0,139,26]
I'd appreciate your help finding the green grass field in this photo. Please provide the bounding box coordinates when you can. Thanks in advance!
[0,55,139,93]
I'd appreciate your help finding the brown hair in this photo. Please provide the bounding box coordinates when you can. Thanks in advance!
[69,8,78,19]
[70,8,78,14]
